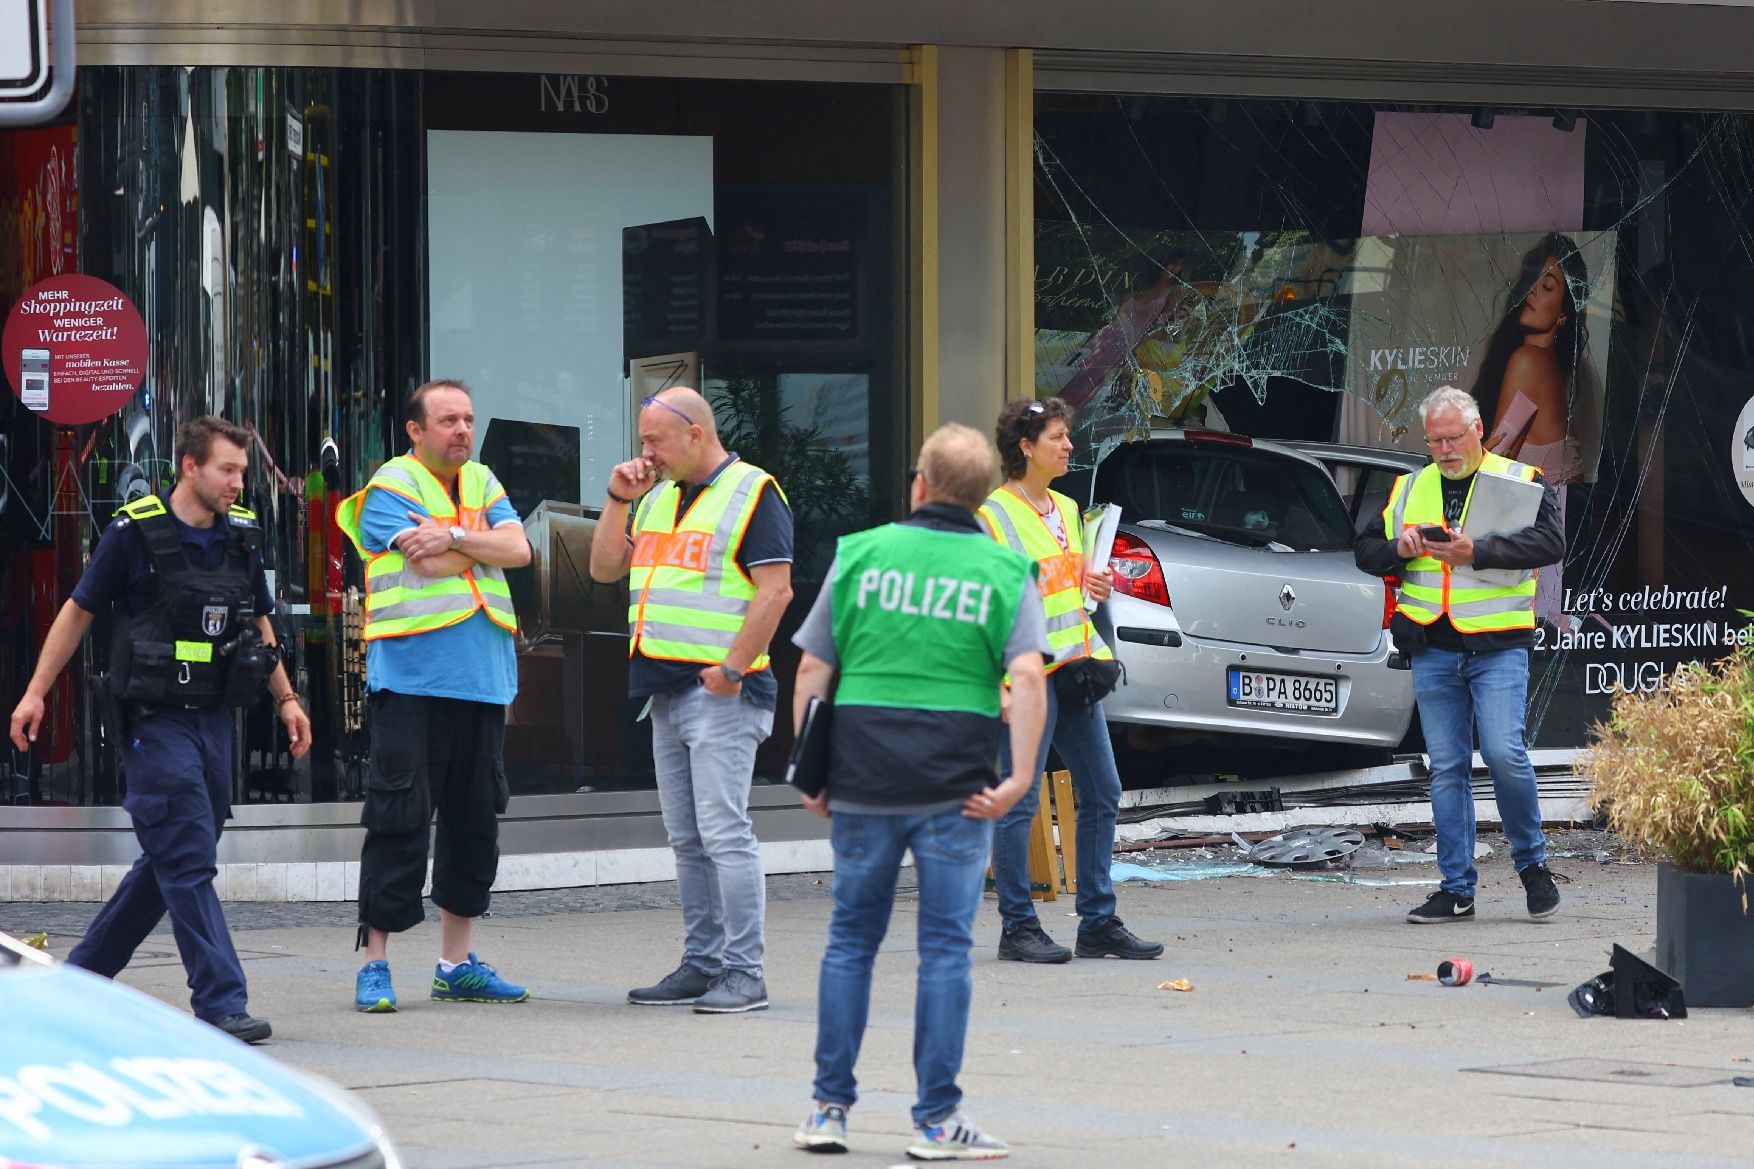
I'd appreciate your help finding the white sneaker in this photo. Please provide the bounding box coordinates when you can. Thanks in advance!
[906,1113,1008,1160]
[793,1103,848,1152]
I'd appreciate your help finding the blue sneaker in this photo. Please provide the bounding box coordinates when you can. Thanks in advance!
[430,953,528,1003]
[355,960,396,1013]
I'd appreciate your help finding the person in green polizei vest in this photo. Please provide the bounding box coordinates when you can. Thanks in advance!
[588,386,794,1016]
[334,379,534,1013]
[1354,385,1566,927]
[788,423,1049,1161]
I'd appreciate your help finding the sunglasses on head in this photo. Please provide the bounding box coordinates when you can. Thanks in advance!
[640,395,695,427]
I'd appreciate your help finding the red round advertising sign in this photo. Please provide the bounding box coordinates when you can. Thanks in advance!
[3,274,148,426]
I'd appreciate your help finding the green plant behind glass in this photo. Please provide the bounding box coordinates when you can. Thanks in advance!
[710,371,874,583]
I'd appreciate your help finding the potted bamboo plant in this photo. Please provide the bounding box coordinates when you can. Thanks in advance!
[1578,645,1754,1008]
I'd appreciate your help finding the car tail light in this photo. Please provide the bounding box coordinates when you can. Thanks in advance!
[1183,430,1253,448]
[1109,532,1170,607]
[1382,575,1399,629]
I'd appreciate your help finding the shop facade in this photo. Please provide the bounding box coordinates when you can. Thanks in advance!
[4,1,1754,897]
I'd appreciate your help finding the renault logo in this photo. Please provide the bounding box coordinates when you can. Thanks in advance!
[1279,584,1296,611]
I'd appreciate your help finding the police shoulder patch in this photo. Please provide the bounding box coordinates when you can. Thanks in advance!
[117,495,168,520]
[228,506,258,526]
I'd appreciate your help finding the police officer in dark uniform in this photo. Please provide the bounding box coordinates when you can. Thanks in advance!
[8,416,311,1043]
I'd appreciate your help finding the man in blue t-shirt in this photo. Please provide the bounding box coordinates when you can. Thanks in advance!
[341,379,533,1014]
[8,416,310,1045]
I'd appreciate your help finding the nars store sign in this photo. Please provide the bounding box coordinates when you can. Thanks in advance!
[539,74,609,114]
[0,0,51,99]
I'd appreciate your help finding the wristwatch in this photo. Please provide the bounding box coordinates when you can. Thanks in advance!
[447,524,466,550]
[718,664,745,685]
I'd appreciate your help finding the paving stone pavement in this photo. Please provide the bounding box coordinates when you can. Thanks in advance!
[5,841,1753,1169]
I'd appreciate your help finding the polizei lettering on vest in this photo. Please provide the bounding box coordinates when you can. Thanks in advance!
[856,569,992,625]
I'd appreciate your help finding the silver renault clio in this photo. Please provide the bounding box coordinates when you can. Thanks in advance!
[1087,430,1421,755]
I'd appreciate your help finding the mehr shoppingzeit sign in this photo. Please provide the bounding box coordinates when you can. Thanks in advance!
[3,274,149,425]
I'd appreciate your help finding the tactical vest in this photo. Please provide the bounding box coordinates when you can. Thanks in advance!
[978,485,1115,673]
[335,455,518,641]
[1383,452,1539,634]
[830,523,1035,717]
[627,460,782,671]
[106,495,277,709]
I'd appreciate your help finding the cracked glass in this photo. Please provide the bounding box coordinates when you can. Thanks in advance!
[1036,95,1754,751]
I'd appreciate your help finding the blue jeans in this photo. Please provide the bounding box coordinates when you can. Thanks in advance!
[812,809,992,1127]
[1411,646,1548,898]
[651,686,774,976]
[992,682,1122,933]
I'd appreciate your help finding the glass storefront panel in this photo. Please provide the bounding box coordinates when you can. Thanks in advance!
[1034,94,1754,753]
[422,72,905,795]
[0,67,905,807]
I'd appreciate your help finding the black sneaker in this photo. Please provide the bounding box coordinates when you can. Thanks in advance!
[996,922,1072,964]
[1405,889,1476,924]
[627,962,713,1005]
[210,1013,272,1044]
[1075,920,1165,960]
[1520,863,1561,919]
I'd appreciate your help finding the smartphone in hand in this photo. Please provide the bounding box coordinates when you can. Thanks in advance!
[1417,524,1451,542]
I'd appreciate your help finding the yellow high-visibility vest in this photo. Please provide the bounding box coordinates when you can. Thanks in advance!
[979,485,1114,673]
[335,455,518,641]
[628,459,782,671]
[1382,451,1538,634]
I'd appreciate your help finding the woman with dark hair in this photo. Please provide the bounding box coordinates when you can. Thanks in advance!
[1469,233,1589,483]
[978,397,1164,964]
[1468,235,1591,633]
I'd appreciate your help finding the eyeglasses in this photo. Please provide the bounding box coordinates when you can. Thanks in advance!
[907,464,926,483]
[640,395,696,427]
[1026,401,1045,414]
[1423,431,1471,450]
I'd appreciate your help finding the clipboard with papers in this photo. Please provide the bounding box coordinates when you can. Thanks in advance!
[784,695,833,798]
[1459,469,1544,586]
[1081,503,1123,612]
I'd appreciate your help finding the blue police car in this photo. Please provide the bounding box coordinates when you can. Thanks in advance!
[0,933,401,1169]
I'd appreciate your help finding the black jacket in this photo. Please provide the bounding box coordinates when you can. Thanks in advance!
[1353,467,1565,654]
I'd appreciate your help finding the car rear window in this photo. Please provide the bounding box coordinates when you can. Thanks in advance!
[1097,442,1355,550]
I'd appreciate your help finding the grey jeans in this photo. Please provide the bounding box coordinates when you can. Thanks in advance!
[650,685,774,976]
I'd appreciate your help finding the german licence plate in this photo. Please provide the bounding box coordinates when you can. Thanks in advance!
[1227,669,1338,714]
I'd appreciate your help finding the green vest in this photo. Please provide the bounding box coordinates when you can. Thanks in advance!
[1382,452,1538,634]
[831,523,1035,716]
[628,460,783,670]
[978,485,1114,672]
[335,455,518,641]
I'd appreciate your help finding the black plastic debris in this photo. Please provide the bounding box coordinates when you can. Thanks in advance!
[1477,972,1563,989]
[1567,944,1688,1020]
[1204,787,1284,815]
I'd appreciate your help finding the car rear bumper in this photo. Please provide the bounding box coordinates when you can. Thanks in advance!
[1100,611,1415,748]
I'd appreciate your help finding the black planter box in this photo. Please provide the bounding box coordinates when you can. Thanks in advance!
[1656,862,1754,1008]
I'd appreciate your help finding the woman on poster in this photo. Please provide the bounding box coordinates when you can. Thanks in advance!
[1469,234,1592,630]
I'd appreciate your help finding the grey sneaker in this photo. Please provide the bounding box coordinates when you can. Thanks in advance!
[793,1103,849,1152]
[693,968,769,1014]
[627,962,714,1005]
[907,1112,1008,1160]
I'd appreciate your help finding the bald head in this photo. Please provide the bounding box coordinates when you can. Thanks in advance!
[647,387,718,436]
[638,386,726,485]
[917,423,999,512]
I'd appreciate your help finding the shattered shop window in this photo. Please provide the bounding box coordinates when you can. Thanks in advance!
[1033,94,1754,749]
